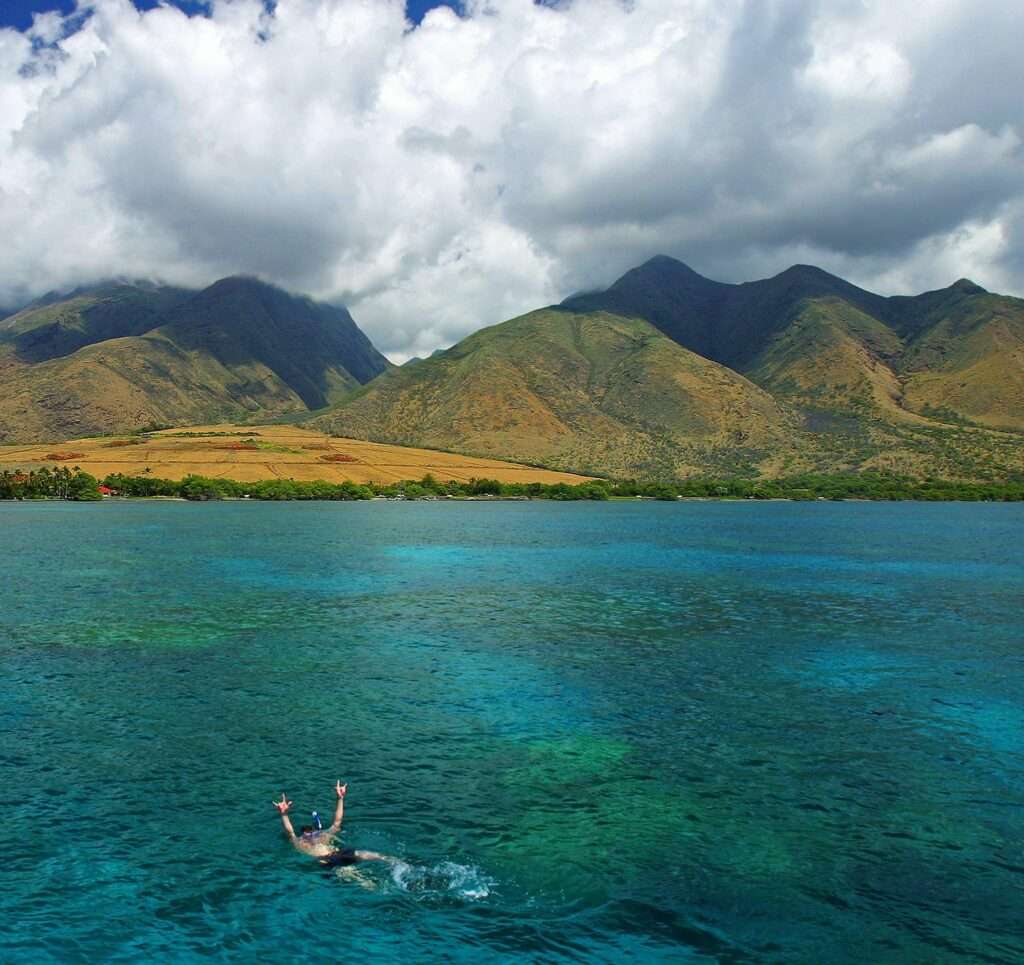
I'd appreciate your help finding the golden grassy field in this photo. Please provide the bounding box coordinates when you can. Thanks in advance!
[0,423,593,485]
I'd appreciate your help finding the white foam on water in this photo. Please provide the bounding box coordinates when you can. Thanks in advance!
[389,859,495,901]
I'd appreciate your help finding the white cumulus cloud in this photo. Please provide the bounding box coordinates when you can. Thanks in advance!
[1,0,1022,357]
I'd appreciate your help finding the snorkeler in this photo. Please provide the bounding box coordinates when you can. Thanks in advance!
[273,781,394,868]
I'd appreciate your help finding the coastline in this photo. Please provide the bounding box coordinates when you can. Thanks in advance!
[2,493,1021,505]
[3,465,1022,504]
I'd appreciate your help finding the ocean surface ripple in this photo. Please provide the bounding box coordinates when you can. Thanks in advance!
[1,500,1022,963]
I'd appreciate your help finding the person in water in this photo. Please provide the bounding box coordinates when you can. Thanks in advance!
[273,781,393,868]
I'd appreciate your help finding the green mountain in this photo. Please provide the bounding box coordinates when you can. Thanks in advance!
[311,257,1023,480]
[894,281,1024,429]
[5,257,1020,480]
[0,277,390,443]
[562,256,894,370]
[561,257,1024,426]
[310,307,798,478]
[0,282,195,363]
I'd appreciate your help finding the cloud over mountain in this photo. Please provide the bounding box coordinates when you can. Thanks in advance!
[1,0,1022,358]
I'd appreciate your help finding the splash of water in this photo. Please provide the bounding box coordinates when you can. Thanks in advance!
[389,860,495,901]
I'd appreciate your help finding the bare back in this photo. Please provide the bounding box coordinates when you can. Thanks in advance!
[294,831,338,858]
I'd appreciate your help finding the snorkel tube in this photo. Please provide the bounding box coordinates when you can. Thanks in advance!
[312,811,323,833]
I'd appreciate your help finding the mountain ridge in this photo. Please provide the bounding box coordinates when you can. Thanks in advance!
[2,257,1020,481]
[310,256,1023,480]
[310,306,799,479]
[560,256,900,369]
[0,276,390,443]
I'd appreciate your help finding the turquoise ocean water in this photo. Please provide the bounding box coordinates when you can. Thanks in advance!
[1,501,1022,963]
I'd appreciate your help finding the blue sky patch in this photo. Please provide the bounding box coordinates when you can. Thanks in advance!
[0,1,460,32]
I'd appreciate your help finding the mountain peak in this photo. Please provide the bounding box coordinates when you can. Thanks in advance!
[155,275,388,400]
[205,274,282,296]
[775,264,840,281]
[950,278,987,295]
[558,254,728,361]
[619,254,713,285]
[761,263,887,307]
[636,254,698,271]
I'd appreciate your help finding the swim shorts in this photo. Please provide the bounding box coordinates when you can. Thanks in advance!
[320,848,359,868]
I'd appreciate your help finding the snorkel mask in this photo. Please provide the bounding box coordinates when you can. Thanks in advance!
[301,812,324,840]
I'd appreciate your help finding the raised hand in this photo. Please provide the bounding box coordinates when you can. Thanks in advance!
[273,793,293,814]
[336,780,348,799]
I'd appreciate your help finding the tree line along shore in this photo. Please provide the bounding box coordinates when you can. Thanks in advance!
[1,467,1022,503]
